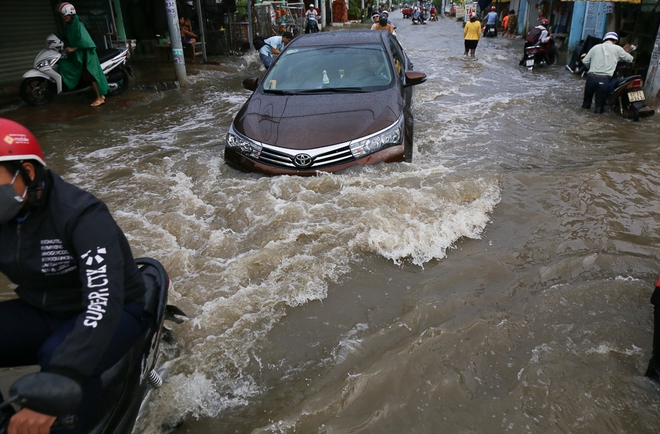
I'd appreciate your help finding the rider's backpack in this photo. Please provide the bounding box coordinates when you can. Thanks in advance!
[253,35,267,50]
[525,27,542,44]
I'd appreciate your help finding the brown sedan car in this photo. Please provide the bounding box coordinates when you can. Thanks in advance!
[225,30,426,176]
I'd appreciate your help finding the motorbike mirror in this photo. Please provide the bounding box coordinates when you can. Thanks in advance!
[9,373,82,416]
[242,77,260,91]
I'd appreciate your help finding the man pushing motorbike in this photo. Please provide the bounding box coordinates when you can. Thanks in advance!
[581,32,633,114]
[57,2,109,107]
[0,118,147,434]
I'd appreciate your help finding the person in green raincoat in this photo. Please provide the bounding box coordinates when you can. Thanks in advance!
[58,2,109,107]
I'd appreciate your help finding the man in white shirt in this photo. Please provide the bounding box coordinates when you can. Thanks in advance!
[581,32,633,114]
[259,32,293,69]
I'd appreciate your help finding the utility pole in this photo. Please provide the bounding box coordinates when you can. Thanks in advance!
[164,0,187,86]
[247,0,253,48]
[645,22,660,109]
[322,0,327,28]
[195,0,207,62]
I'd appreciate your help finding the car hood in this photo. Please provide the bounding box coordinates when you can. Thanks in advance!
[233,90,402,149]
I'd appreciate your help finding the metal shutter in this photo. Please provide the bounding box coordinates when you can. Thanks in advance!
[0,0,59,83]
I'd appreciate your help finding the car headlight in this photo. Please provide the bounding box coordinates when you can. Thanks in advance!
[349,116,404,159]
[226,127,262,159]
[36,58,58,68]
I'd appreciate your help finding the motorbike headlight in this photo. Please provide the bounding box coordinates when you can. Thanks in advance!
[36,58,57,68]
[226,127,262,159]
[349,115,404,158]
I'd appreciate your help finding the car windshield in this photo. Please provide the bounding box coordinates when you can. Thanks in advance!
[261,44,393,93]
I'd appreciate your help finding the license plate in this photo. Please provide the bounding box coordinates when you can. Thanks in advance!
[628,90,645,102]
[525,59,534,67]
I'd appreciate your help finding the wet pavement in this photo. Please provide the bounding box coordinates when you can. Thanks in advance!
[0,56,236,114]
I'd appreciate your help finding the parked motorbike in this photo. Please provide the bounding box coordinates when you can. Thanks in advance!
[607,69,655,122]
[521,41,556,71]
[0,258,186,434]
[609,74,655,122]
[483,24,497,37]
[20,34,132,106]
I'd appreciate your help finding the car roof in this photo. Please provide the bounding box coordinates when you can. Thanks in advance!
[286,30,389,48]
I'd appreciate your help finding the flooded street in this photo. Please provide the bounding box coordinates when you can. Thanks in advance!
[3,13,660,434]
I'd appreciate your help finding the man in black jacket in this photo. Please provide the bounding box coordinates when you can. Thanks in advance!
[0,118,146,434]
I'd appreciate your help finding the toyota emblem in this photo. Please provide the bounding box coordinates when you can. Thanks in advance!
[293,153,313,168]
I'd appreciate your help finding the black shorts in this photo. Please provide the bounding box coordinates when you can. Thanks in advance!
[465,39,479,50]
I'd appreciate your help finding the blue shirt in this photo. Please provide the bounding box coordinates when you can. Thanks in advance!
[485,11,498,25]
[259,36,284,57]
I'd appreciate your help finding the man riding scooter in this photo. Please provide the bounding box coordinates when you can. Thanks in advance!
[305,4,319,34]
[0,118,148,434]
[483,6,498,37]
[429,5,438,21]
[519,18,555,67]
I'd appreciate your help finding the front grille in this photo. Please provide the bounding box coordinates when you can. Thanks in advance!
[259,142,355,169]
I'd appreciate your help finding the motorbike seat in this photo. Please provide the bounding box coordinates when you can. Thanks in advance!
[97,48,126,64]
[616,75,642,86]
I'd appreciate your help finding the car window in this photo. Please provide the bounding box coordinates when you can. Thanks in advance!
[389,37,406,80]
[261,44,393,92]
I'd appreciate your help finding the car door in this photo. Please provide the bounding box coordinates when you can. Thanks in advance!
[387,35,415,162]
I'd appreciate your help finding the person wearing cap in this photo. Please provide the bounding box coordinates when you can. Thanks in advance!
[57,2,109,107]
[581,32,633,114]
[371,12,396,36]
[370,13,380,29]
[305,4,319,34]
[0,118,146,433]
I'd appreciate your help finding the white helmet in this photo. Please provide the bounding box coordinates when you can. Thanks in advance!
[58,2,76,16]
[603,32,619,42]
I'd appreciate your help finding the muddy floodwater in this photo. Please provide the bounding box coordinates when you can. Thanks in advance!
[2,14,660,434]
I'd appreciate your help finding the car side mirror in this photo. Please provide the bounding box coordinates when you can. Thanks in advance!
[7,373,82,416]
[242,77,259,91]
[404,71,427,87]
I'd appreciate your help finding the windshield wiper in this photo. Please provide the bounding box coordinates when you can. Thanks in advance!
[263,89,297,95]
[296,87,368,94]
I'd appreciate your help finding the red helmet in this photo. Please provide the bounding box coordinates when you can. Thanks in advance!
[0,119,46,166]
[491,6,496,10]
[540,18,549,26]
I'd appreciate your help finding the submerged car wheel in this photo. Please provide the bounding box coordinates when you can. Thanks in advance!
[20,77,56,106]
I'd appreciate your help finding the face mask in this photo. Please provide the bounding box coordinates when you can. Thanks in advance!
[0,171,27,225]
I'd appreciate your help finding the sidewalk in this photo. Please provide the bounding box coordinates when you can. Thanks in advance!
[0,57,232,112]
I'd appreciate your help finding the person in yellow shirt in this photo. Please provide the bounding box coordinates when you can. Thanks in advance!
[463,14,481,57]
